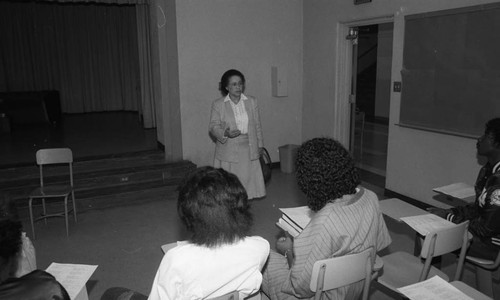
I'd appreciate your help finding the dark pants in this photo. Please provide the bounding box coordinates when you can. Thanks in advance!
[467,235,499,261]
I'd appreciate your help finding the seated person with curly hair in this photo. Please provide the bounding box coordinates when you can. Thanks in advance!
[0,197,69,300]
[261,137,391,300]
[147,166,270,300]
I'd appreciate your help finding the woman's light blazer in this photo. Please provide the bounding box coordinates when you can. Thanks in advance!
[209,95,264,163]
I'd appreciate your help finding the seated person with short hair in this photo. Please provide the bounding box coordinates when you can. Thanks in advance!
[261,137,391,300]
[0,198,69,300]
[147,166,270,300]
[429,118,500,260]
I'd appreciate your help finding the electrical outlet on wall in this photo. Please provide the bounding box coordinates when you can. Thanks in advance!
[393,81,402,92]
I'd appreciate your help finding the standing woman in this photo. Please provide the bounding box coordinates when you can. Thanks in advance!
[209,69,266,199]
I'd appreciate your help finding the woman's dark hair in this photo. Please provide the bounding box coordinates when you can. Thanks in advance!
[485,118,500,146]
[0,193,23,282]
[296,138,360,212]
[219,69,245,96]
[0,219,22,267]
[177,166,252,247]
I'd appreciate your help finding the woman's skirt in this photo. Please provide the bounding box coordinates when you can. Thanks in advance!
[214,135,266,199]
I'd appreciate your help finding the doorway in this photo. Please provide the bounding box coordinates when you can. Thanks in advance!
[350,23,393,177]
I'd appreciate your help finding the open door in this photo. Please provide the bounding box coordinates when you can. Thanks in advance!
[349,23,393,177]
[347,27,359,157]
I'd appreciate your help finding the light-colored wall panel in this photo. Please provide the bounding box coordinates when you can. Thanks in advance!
[175,0,303,167]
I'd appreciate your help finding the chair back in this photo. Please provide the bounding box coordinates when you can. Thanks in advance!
[36,148,73,165]
[209,291,240,300]
[467,250,500,270]
[466,250,500,297]
[35,148,74,187]
[310,247,374,300]
[420,221,469,281]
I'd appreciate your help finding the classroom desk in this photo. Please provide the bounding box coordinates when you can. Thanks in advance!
[379,198,428,255]
[450,281,493,300]
[379,198,428,221]
[433,183,475,205]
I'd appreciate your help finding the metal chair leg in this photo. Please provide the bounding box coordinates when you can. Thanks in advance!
[71,190,77,223]
[475,266,494,297]
[29,197,36,240]
[42,198,47,224]
[64,195,69,237]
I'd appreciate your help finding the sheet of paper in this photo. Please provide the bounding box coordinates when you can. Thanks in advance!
[433,183,475,199]
[46,263,98,300]
[398,276,474,300]
[400,214,455,236]
[279,206,314,229]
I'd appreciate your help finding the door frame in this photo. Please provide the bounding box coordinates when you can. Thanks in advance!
[334,15,394,148]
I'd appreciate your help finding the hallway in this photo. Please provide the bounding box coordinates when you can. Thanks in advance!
[354,119,388,177]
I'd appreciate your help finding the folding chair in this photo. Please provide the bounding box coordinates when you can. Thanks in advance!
[28,148,76,239]
[377,221,469,295]
[309,247,374,300]
[465,250,500,297]
[210,291,240,300]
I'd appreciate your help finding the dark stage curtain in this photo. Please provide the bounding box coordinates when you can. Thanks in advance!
[0,1,147,115]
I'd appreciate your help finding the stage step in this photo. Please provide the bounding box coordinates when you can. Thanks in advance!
[0,150,196,210]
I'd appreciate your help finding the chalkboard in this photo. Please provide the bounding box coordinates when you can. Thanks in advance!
[400,3,500,137]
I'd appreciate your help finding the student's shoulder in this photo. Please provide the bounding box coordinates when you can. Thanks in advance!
[245,95,258,104]
[212,96,225,104]
[361,187,378,200]
[245,236,270,250]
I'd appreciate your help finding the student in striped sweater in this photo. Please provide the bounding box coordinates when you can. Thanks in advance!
[261,138,391,300]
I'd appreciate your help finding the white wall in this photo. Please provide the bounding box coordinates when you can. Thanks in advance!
[303,0,499,207]
[175,0,303,167]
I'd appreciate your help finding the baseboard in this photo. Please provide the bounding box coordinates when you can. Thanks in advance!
[366,115,389,125]
[384,188,434,210]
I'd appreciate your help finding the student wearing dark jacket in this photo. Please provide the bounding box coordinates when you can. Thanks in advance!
[0,196,69,300]
[430,118,500,260]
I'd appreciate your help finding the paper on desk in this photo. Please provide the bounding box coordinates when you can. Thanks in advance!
[400,214,455,236]
[46,263,98,300]
[433,183,475,199]
[398,276,473,300]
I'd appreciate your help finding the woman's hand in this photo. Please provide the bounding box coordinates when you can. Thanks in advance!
[224,127,241,138]
[277,235,294,268]
[276,235,293,256]
[427,207,449,219]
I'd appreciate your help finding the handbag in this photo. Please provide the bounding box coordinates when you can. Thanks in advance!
[259,147,272,184]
